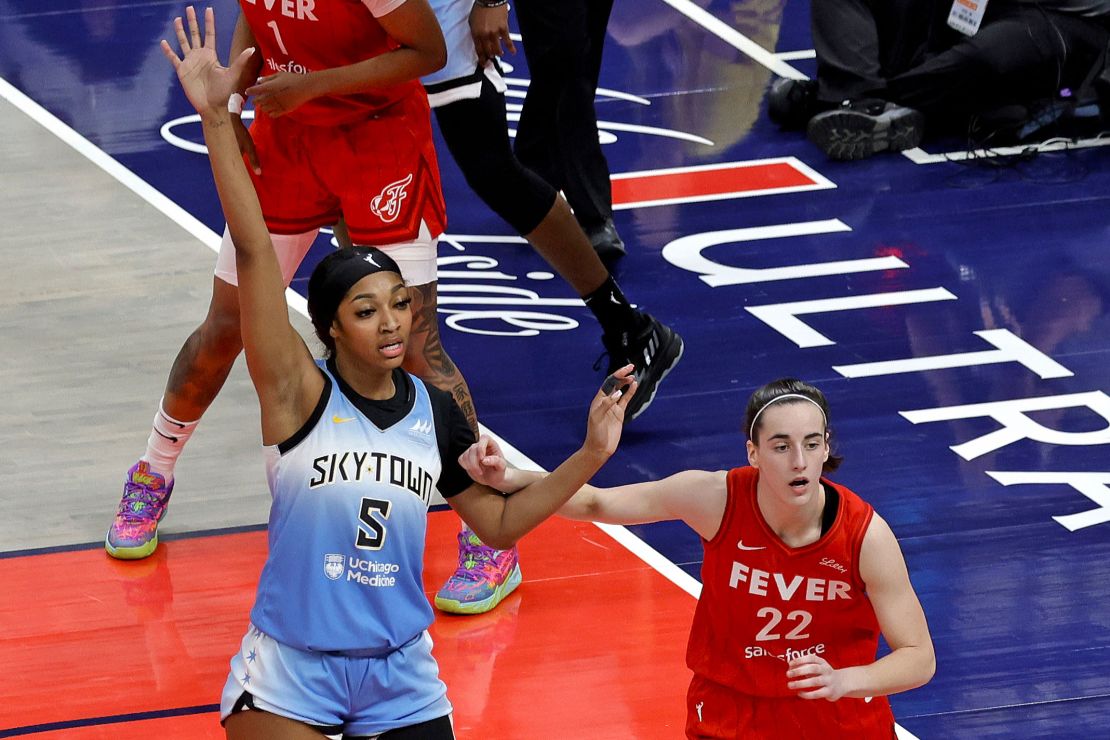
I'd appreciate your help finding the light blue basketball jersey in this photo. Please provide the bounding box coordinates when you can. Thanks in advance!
[422,0,507,105]
[422,0,478,87]
[251,363,443,654]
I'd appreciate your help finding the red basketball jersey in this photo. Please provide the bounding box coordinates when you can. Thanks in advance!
[239,0,421,126]
[685,466,895,737]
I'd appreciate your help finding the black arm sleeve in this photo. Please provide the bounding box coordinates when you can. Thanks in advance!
[428,386,478,498]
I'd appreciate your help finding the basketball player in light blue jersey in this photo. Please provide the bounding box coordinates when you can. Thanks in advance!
[161,9,636,738]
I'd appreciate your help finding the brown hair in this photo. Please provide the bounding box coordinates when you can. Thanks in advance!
[744,378,842,473]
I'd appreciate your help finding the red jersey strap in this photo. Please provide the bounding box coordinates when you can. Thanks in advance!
[701,467,746,551]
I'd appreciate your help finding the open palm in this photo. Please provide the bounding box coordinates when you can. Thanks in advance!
[160,6,254,116]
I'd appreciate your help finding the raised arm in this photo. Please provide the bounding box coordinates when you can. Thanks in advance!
[161,7,322,443]
[246,0,447,118]
[787,513,935,700]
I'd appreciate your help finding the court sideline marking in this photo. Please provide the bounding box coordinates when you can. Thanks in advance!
[659,0,807,79]
[0,76,309,318]
[1,71,922,740]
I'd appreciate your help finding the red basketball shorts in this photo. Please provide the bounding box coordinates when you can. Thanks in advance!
[245,96,446,245]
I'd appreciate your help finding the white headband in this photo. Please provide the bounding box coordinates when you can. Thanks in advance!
[748,393,827,439]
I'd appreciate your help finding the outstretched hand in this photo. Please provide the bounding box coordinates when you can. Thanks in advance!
[584,364,636,459]
[160,6,256,117]
[458,435,510,490]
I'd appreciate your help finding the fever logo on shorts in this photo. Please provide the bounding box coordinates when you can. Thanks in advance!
[324,553,344,581]
[370,173,413,223]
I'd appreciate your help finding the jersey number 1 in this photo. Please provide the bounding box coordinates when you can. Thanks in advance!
[267,20,289,55]
[357,498,392,550]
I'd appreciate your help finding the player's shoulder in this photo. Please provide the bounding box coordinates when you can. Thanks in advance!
[419,379,459,408]
[666,469,728,486]
[658,469,728,498]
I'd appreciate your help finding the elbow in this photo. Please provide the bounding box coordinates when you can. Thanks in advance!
[561,490,600,523]
[465,518,517,551]
[425,41,447,75]
[581,497,603,523]
[908,646,936,691]
[921,650,937,686]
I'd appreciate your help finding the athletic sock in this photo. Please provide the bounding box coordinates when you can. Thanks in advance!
[582,274,641,337]
[142,399,199,483]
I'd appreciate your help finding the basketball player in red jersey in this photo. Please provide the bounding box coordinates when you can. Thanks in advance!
[109,1,517,597]
[458,377,935,738]
[225,1,468,414]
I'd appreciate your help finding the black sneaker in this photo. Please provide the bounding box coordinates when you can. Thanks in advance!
[601,313,684,421]
[806,99,924,160]
[585,218,626,265]
[767,78,819,130]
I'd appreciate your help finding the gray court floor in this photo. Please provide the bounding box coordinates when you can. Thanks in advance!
[0,94,316,552]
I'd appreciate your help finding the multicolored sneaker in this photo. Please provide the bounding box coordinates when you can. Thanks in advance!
[434,529,522,615]
[105,461,174,560]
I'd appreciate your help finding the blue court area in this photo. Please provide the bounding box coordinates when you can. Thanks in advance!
[2,0,1109,736]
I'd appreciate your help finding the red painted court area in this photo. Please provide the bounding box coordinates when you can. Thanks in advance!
[0,513,694,739]
[610,159,832,209]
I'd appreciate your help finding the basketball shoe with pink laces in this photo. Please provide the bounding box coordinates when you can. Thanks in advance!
[105,461,174,560]
[435,528,522,615]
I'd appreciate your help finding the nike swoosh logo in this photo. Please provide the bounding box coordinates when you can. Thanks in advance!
[737,540,765,551]
[332,415,356,424]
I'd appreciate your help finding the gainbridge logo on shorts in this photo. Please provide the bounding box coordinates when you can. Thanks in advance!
[370,173,413,223]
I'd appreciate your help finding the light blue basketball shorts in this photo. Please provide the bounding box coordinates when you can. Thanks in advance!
[220,623,452,737]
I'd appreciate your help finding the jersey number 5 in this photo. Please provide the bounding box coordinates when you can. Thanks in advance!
[357,498,392,550]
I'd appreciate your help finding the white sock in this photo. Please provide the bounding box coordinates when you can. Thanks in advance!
[142,399,199,483]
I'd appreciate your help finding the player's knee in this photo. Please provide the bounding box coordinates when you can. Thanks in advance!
[199,279,244,352]
[460,159,553,235]
[198,308,243,357]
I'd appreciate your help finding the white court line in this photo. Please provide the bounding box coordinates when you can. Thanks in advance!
[3,70,921,740]
[0,77,217,249]
[659,0,808,79]
[0,75,310,319]
[901,135,1110,164]
[776,49,817,61]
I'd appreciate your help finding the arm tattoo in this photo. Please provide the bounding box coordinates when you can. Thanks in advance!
[452,381,479,436]
[408,282,479,435]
